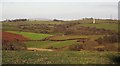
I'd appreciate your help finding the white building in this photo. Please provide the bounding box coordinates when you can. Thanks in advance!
[93,18,96,24]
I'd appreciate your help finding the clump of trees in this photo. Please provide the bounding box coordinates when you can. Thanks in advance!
[2,39,27,50]
[3,19,28,22]
[53,19,64,22]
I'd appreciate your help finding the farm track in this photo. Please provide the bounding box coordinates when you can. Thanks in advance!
[27,48,55,51]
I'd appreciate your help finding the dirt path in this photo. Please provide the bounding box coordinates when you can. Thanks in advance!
[27,48,54,51]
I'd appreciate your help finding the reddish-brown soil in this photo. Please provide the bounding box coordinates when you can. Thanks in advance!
[1,32,29,41]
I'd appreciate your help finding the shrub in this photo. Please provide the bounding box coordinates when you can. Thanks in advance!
[2,39,27,50]
[104,44,118,51]
[69,44,83,51]
[81,40,99,50]
[94,45,105,51]
[96,35,119,44]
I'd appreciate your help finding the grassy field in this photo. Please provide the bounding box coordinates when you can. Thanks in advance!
[3,50,120,64]
[49,35,104,40]
[78,24,118,31]
[7,31,52,40]
[2,21,63,31]
[25,40,77,49]
[2,24,21,31]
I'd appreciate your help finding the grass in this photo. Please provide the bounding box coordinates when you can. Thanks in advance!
[78,24,118,31]
[25,41,55,48]
[49,35,104,40]
[48,40,76,48]
[25,40,77,49]
[2,50,120,64]
[6,31,52,40]
[2,24,21,31]
[2,21,62,31]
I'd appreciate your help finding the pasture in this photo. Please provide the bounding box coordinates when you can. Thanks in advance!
[78,24,118,31]
[48,35,104,41]
[3,50,120,64]
[2,24,21,31]
[25,40,77,49]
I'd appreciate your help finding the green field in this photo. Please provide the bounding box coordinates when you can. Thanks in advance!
[7,31,52,40]
[2,24,21,31]
[49,35,104,40]
[25,40,77,49]
[3,50,120,64]
[78,24,118,31]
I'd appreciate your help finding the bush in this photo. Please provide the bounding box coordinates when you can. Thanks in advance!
[69,44,83,51]
[96,35,119,44]
[94,45,105,51]
[69,40,100,51]
[2,39,27,50]
[108,55,120,64]
[82,40,100,50]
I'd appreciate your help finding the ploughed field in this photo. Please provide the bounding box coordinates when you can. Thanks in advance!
[7,31,52,40]
[2,32,29,41]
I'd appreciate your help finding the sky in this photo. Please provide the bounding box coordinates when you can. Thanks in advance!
[0,0,119,20]
[1,0,120,2]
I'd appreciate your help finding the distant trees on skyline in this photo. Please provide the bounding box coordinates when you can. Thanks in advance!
[3,19,28,22]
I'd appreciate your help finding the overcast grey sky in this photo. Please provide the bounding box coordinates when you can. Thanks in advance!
[1,0,119,2]
[1,0,119,20]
